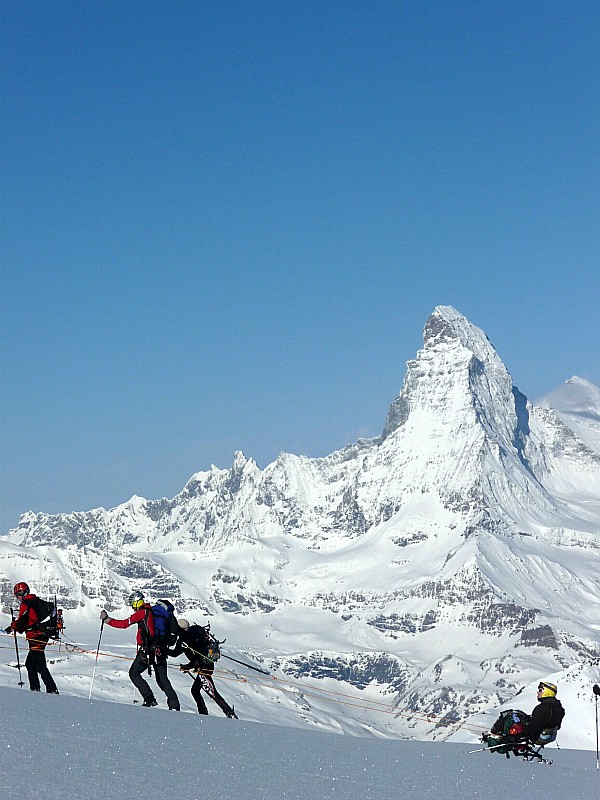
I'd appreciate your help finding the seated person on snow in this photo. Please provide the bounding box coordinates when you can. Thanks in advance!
[523,680,564,745]
[484,680,564,753]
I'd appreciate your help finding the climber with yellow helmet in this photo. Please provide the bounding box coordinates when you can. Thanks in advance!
[524,681,565,745]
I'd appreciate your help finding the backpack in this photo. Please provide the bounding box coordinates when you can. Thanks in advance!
[493,708,531,736]
[24,596,63,640]
[488,709,531,754]
[151,599,178,647]
[186,623,223,663]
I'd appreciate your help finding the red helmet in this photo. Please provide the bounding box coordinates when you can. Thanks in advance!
[13,582,29,597]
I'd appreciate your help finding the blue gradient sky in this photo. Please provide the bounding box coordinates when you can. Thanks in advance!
[2,1,599,533]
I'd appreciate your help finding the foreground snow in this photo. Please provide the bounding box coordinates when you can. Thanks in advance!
[0,686,598,800]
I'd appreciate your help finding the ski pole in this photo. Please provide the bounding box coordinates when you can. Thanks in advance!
[88,619,105,699]
[468,745,496,754]
[10,609,24,687]
[593,685,600,770]
[222,653,270,675]
[468,740,520,755]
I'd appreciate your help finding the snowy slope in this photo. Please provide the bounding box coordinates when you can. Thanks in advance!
[2,306,600,745]
[0,686,599,800]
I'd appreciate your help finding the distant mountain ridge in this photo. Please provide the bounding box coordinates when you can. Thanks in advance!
[2,305,600,740]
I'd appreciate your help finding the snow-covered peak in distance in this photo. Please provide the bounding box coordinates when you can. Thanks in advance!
[539,376,600,455]
[539,376,600,419]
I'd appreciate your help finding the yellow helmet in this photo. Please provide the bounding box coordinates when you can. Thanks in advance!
[128,590,145,610]
[537,681,557,698]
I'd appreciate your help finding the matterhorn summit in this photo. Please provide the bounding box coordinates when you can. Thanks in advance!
[2,306,600,741]
[381,305,549,521]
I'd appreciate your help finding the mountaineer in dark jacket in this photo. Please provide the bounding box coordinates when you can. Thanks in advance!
[169,618,237,718]
[4,582,59,693]
[524,681,565,744]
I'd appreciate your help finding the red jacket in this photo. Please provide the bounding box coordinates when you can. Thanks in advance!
[9,593,47,650]
[107,603,155,646]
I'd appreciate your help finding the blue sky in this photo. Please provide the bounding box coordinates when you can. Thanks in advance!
[1,1,599,533]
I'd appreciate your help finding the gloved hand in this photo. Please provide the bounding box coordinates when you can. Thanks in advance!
[100,610,109,621]
[4,625,12,634]
[593,684,600,697]
[179,665,190,673]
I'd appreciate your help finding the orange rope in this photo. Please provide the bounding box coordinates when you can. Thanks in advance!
[0,632,490,734]
[213,669,489,734]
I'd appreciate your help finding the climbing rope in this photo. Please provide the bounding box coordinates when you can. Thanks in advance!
[0,630,492,734]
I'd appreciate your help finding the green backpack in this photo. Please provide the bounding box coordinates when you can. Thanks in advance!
[487,709,531,754]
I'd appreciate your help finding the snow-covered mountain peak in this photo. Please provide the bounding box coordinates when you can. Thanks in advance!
[540,376,600,419]
[425,305,499,364]
[383,306,518,456]
[232,450,250,469]
[538,376,600,455]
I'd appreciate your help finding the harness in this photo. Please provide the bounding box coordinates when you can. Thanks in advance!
[137,606,155,674]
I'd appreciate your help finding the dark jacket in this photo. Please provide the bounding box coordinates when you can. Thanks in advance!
[170,625,212,672]
[525,697,565,742]
[8,593,48,650]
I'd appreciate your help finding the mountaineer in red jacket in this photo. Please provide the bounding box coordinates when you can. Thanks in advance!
[100,590,179,709]
[4,582,59,693]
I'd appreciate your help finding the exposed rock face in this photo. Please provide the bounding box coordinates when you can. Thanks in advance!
[2,305,600,737]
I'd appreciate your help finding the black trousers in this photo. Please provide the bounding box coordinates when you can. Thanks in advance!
[26,648,58,693]
[191,671,234,717]
[155,660,180,710]
[129,652,180,709]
